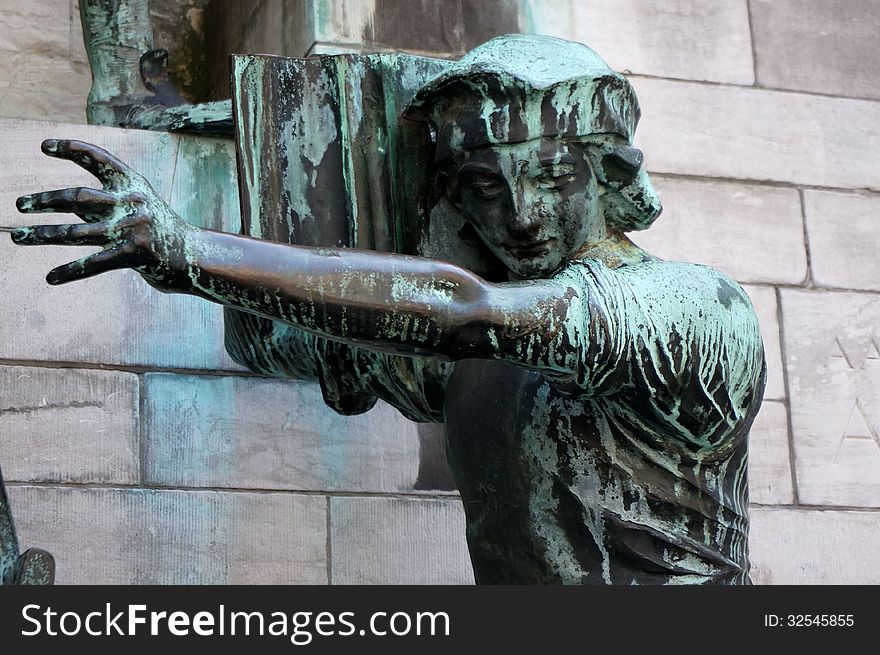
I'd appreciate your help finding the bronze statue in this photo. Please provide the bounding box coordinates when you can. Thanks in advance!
[0,467,54,585]
[11,35,765,584]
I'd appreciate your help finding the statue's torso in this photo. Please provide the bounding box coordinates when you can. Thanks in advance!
[441,258,765,585]
[444,358,756,584]
[229,257,765,584]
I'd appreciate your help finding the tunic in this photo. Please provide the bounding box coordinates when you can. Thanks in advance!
[224,257,766,584]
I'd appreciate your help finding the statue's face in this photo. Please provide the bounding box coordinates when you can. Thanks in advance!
[448,138,604,279]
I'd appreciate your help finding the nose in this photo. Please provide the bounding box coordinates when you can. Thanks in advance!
[507,180,542,238]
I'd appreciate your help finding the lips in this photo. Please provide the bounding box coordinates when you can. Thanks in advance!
[508,238,556,257]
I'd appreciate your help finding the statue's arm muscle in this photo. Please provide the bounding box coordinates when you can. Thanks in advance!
[183,228,578,371]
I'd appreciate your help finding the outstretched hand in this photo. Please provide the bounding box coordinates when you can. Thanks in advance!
[11,139,198,290]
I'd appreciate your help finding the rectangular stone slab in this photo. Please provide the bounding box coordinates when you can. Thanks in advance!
[750,507,880,584]
[143,372,425,494]
[330,495,473,584]
[781,289,880,506]
[9,485,327,584]
[0,365,139,485]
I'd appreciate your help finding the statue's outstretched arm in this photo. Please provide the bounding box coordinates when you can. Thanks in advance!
[12,141,580,374]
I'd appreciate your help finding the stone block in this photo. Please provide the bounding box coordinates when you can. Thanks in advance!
[633,78,880,191]
[633,177,807,285]
[312,0,518,55]
[0,0,72,60]
[0,53,91,124]
[0,119,242,370]
[214,0,314,62]
[331,496,473,584]
[0,235,237,370]
[742,285,785,401]
[804,190,880,292]
[308,43,363,56]
[0,118,178,228]
[0,119,239,231]
[313,0,454,54]
[312,0,374,46]
[69,0,87,63]
[750,0,880,101]
[282,0,316,58]
[168,135,241,232]
[748,401,793,505]
[452,0,522,52]
[240,0,284,57]
[8,485,327,584]
[0,365,139,484]
[780,290,880,506]
[522,0,754,84]
[144,373,424,493]
[750,508,880,584]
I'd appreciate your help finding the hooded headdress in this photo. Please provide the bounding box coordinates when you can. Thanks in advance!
[404,34,662,231]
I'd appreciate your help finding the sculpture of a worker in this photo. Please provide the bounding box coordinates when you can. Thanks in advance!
[11,35,765,584]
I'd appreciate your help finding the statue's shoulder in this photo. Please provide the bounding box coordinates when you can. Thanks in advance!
[566,255,739,288]
[563,257,760,331]
[613,258,751,305]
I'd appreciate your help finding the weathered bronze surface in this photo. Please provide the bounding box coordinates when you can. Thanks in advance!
[13,34,765,584]
[78,0,232,135]
[0,467,54,585]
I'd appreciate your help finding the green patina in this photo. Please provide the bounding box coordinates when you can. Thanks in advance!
[80,0,154,126]
[0,467,54,585]
[16,31,766,584]
[218,36,764,583]
[79,0,233,135]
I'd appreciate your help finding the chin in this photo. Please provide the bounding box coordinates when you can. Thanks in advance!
[507,259,561,280]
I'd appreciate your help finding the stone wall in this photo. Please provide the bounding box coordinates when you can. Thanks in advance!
[1,1,878,584]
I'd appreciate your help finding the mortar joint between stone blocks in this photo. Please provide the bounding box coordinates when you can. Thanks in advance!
[796,187,815,289]
[326,495,332,585]
[744,0,760,88]
[628,72,880,106]
[774,285,801,507]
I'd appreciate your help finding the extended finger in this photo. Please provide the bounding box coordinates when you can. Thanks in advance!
[11,222,114,247]
[16,187,118,217]
[41,139,135,189]
[46,245,136,285]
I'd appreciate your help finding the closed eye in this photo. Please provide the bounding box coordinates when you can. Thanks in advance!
[536,173,577,191]
[465,176,505,200]
[534,164,577,191]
